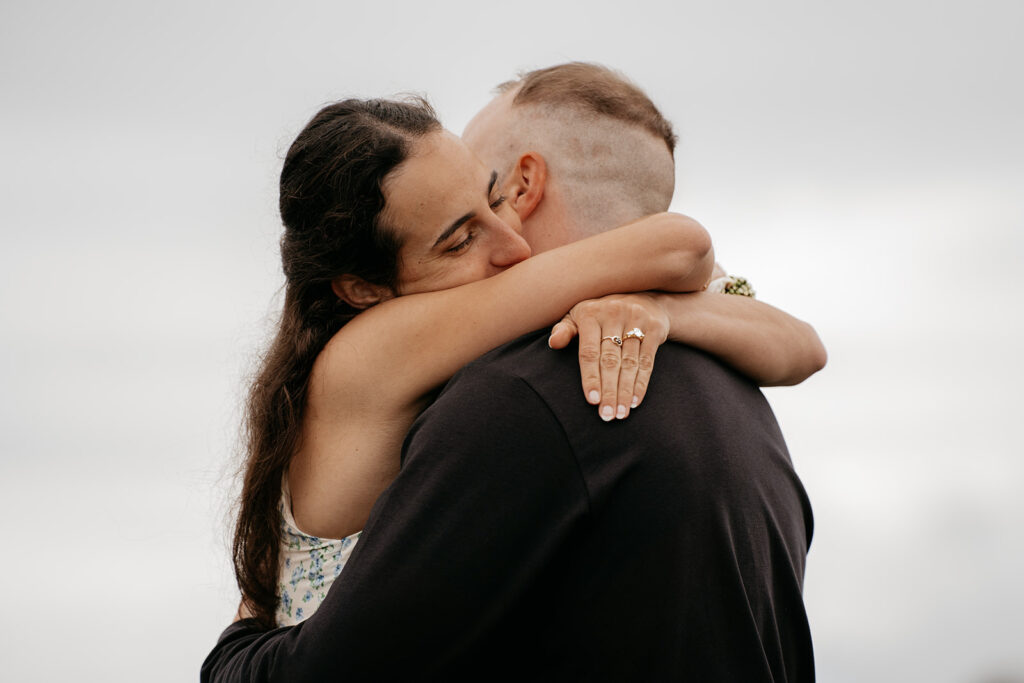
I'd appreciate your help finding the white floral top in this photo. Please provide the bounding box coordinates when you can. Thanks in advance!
[276,477,361,626]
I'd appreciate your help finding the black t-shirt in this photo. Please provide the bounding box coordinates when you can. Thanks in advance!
[203,331,815,682]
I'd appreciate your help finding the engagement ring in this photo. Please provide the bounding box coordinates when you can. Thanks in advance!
[623,328,645,341]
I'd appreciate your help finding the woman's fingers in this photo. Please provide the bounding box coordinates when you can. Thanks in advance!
[562,294,668,421]
[631,337,660,409]
[598,333,623,421]
[616,335,642,419]
[548,315,579,350]
[575,315,604,406]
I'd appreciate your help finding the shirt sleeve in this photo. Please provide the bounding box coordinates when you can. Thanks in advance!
[201,363,588,682]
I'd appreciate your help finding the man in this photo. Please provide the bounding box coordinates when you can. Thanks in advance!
[203,63,818,681]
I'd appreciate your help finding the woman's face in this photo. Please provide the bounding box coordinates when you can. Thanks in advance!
[382,130,530,295]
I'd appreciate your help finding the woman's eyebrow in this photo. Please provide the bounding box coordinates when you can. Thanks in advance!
[431,171,498,249]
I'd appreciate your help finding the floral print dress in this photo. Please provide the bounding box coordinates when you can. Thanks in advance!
[276,477,361,626]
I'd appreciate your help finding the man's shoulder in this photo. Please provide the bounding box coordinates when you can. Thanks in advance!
[424,329,557,416]
[400,330,577,469]
[465,329,555,378]
[443,329,590,410]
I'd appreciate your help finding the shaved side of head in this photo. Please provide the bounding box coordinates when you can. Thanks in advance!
[465,62,677,241]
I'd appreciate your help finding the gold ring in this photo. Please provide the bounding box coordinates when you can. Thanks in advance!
[623,327,645,341]
[601,335,623,347]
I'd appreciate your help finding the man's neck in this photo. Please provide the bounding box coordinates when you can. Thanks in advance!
[522,184,588,253]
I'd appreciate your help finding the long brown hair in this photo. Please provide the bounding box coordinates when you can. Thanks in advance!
[233,98,441,627]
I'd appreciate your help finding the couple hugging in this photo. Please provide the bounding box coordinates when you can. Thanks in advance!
[203,62,826,682]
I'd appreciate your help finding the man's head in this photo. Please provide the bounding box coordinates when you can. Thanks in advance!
[463,62,677,252]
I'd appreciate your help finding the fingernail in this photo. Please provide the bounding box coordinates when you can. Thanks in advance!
[616,405,626,419]
[588,390,600,404]
[601,405,614,421]
[631,396,639,408]
[547,336,554,348]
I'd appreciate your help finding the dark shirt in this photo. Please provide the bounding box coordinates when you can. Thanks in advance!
[202,331,814,682]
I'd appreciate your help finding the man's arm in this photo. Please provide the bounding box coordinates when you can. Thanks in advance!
[202,363,584,682]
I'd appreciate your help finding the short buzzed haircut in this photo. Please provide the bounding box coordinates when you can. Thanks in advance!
[497,62,677,156]
[476,62,677,237]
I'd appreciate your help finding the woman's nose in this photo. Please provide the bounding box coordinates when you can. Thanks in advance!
[491,223,532,267]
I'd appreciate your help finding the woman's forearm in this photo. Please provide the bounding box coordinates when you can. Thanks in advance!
[654,291,827,386]
[517,212,713,298]
[628,213,715,293]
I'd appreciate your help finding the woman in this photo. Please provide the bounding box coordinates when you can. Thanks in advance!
[234,97,824,627]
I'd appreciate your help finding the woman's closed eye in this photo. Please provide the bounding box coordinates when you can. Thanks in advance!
[446,230,476,253]
[445,193,507,254]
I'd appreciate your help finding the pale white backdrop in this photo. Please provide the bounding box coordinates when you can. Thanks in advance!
[1,1,1021,681]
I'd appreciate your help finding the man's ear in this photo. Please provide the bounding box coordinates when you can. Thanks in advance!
[331,274,394,309]
[507,152,547,220]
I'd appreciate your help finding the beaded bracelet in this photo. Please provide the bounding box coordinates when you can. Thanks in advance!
[706,275,756,298]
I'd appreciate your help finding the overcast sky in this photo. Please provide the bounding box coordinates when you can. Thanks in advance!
[1,1,1022,681]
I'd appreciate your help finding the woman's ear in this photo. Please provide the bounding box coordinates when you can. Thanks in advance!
[331,274,394,309]
[507,152,547,220]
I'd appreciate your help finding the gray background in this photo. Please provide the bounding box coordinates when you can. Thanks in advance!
[2,1,1021,681]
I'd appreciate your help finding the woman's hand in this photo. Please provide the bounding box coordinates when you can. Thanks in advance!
[549,293,670,421]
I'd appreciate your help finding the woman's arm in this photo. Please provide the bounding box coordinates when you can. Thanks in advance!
[548,291,827,418]
[653,292,827,386]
